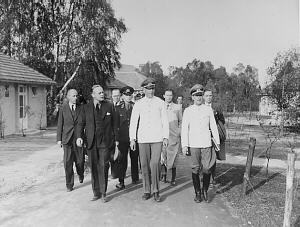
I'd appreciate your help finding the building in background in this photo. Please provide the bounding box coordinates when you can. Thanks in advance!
[0,53,55,136]
[115,64,147,93]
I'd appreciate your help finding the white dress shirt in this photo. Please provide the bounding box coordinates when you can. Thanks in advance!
[181,104,220,148]
[129,96,169,143]
[69,103,76,111]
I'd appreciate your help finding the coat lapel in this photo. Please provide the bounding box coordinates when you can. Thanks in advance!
[64,103,74,121]
[74,105,81,121]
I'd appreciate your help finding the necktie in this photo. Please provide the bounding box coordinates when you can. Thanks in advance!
[96,103,100,112]
[71,105,75,117]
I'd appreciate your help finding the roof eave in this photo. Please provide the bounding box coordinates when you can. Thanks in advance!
[0,78,56,86]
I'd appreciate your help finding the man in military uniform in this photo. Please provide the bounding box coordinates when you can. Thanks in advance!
[181,84,220,203]
[115,86,139,189]
[130,78,169,202]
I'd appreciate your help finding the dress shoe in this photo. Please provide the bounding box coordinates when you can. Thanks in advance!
[194,192,202,203]
[142,193,151,200]
[79,176,84,184]
[91,195,101,201]
[67,187,73,192]
[101,194,108,203]
[202,190,208,202]
[116,183,125,190]
[153,192,161,202]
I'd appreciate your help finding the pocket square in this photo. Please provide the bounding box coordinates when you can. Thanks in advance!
[106,112,111,115]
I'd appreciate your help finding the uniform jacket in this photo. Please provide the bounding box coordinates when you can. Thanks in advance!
[76,101,119,150]
[116,101,134,143]
[57,103,82,144]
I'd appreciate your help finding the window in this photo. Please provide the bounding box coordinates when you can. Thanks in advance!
[4,85,9,97]
[32,87,37,96]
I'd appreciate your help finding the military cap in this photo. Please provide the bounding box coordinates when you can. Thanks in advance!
[141,78,156,88]
[120,86,134,95]
[190,84,204,95]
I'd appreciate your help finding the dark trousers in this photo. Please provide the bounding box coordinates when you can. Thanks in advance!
[63,138,84,189]
[118,142,129,183]
[130,144,139,182]
[118,141,140,183]
[88,143,110,196]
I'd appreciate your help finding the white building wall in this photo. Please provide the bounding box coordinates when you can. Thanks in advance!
[0,83,17,135]
[27,85,47,130]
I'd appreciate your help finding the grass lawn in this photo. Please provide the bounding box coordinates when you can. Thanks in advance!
[217,119,300,226]
[215,164,300,227]
[226,122,300,160]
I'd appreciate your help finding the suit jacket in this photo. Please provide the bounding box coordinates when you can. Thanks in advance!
[77,101,119,150]
[116,101,134,143]
[56,103,81,144]
[212,104,225,125]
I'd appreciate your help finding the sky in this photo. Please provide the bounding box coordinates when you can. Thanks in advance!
[111,0,299,85]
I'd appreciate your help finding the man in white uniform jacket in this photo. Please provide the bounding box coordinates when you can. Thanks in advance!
[130,78,169,202]
[181,84,220,203]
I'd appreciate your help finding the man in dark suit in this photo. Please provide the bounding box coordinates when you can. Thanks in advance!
[76,85,119,202]
[115,86,139,190]
[57,89,84,192]
[203,89,226,186]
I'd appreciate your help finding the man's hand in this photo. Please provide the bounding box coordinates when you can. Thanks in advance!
[57,141,62,147]
[76,138,83,147]
[163,138,168,147]
[130,140,136,151]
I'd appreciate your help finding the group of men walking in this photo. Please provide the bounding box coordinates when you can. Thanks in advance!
[56,77,226,204]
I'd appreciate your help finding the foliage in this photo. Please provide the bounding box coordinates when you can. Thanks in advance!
[139,61,170,99]
[169,60,261,111]
[265,48,300,111]
[0,0,127,109]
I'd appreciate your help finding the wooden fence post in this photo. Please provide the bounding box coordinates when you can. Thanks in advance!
[241,137,256,196]
[283,152,296,227]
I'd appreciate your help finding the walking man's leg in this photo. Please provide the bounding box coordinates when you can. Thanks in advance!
[130,147,139,183]
[190,148,202,203]
[150,142,163,202]
[88,148,101,201]
[63,144,74,191]
[116,142,129,189]
[138,143,151,200]
[73,139,84,183]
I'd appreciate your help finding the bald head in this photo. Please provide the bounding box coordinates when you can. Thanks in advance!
[67,89,78,104]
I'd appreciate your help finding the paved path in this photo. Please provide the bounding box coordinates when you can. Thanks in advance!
[0,134,243,227]
[2,130,298,227]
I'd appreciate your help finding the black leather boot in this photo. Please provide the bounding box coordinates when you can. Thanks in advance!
[202,173,210,202]
[192,173,201,203]
[170,168,176,186]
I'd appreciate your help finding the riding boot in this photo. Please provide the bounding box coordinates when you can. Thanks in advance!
[192,173,201,203]
[202,173,210,202]
[171,168,176,185]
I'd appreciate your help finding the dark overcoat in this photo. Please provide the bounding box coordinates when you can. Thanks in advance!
[57,103,82,144]
[76,101,119,150]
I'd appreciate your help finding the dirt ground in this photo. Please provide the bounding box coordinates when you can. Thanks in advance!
[0,131,244,227]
